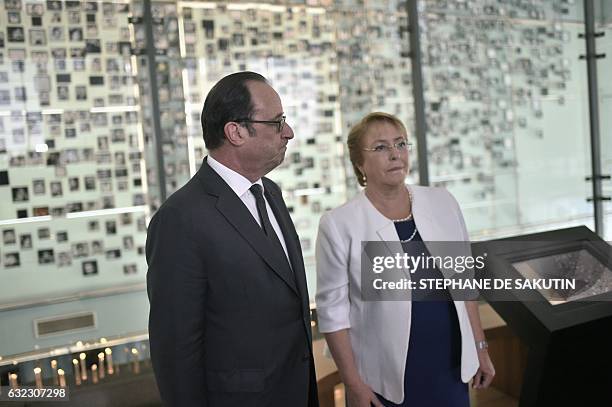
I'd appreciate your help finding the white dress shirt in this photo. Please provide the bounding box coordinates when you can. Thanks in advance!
[207,155,290,262]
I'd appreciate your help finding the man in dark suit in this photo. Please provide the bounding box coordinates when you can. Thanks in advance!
[146,71,318,407]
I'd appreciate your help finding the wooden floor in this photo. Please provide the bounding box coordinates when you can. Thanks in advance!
[333,384,518,407]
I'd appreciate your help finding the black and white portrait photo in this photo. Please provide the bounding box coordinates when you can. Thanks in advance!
[82,260,98,276]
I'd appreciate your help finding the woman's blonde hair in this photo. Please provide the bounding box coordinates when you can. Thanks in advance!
[347,112,409,187]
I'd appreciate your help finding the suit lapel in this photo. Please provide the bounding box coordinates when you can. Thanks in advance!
[264,182,309,301]
[196,160,299,296]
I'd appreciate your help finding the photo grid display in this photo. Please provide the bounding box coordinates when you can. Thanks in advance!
[0,0,149,302]
[179,2,352,268]
[419,0,590,233]
[131,1,191,212]
[0,0,598,302]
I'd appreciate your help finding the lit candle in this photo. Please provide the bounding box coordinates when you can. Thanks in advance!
[79,353,88,381]
[131,348,140,374]
[34,367,43,389]
[72,359,81,385]
[91,364,98,384]
[97,352,105,379]
[9,373,18,389]
[105,348,114,375]
[58,369,66,388]
[50,359,58,385]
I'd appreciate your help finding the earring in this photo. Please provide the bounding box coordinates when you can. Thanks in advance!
[362,174,367,186]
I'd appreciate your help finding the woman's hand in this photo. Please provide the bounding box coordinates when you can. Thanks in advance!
[346,380,384,407]
[472,349,495,389]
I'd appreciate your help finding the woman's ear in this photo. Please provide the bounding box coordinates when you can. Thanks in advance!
[223,122,246,146]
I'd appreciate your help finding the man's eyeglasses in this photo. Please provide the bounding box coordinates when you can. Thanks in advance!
[234,116,286,133]
[363,139,413,153]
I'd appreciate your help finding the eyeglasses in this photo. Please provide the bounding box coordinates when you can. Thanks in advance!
[233,115,286,133]
[362,139,413,153]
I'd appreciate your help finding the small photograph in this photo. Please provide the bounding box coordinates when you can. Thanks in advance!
[50,11,61,22]
[12,186,29,202]
[82,260,98,276]
[97,169,111,179]
[120,212,133,225]
[102,195,114,208]
[4,0,22,10]
[29,29,46,46]
[116,180,128,191]
[26,2,44,16]
[97,136,109,150]
[86,23,98,37]
[50,206,64,217]
[4,252,20,268]
[68,177,80,191]
[32,179,46,195]
[73,58,85,71]
[7,27,25,42]
[57,85,69,100]
[13,86,25,102]
[123,235,134,250]
[3,229,16,245]
[137,216,146,232]
[68,10,80,24]
[46,0,63,10]
[38,249,55,265]
[66,202,83,213]
[105,249,121,259]
[91,240,103,254]
[89,76,104,86]
[82,148,94,161]
[96,152,111,164]
[19,233,32,249]
[51,47,66,59]
[84,1,97,11]
[0,90,10,105]
[75,85,87,100]
[38,227,50,239]
[33,206,49,216]
[69,27,83,42]
[72,242,89,258]
[57,251,72,266]
[88,220,99,231]
[7,11,21,24]
[123,264,137,275]
[56,230,68,242]
[49,26,64,41]
[50,181,63,197]
[64,128,76,138]
[84,176,96,191]
[105,220,117,235]
[85,39,101,53]
[111,128,125,142]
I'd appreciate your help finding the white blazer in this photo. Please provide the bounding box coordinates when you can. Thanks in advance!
[315,185,479,404]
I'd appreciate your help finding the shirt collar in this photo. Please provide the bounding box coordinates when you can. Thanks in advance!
[207,155,263,197]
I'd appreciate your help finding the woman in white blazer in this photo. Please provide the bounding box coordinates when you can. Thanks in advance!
[315,112,495,407]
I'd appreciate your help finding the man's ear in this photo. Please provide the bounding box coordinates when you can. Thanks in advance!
[223,121,246,146]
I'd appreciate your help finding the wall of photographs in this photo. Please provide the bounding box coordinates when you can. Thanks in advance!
[419,0,597,239]
[0,0,150,306]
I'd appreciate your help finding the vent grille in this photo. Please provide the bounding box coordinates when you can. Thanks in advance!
[35,312,96,338]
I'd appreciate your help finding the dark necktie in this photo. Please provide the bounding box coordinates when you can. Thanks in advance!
[249,184,286,256]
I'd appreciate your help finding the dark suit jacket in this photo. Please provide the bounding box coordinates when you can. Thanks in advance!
[146,158,318,407]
